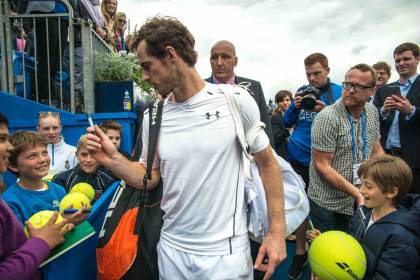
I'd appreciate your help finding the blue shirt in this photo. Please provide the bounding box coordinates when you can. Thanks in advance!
[1,181,66,225]
[385,74,418,149]
[283,82,342,166]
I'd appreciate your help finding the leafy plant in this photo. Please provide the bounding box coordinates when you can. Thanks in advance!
[94,52,152,93]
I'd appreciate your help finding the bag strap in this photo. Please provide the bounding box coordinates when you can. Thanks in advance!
[141,99,164,207]
[221,84,253,161]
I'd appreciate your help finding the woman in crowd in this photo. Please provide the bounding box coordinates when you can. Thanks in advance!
[271,90,292,159]
[101,0,118,52]
[115,11,127,53]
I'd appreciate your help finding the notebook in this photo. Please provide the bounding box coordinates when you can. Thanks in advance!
[40,220,96,267]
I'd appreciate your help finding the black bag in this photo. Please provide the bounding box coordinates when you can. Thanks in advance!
[96,100,164,280]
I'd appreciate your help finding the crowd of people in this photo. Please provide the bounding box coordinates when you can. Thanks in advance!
[0,12,419,280]
[7,0,133,110]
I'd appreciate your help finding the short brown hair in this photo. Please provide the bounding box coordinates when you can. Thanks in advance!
[393,42,419,57]
[347,63,377,87]
[132,16,197,66]
[372,61,391,76]
[274,90,293,104]
[304,53,329,69]
[358,155,412,205]
[9,131,48,169]
[99,120,122,135]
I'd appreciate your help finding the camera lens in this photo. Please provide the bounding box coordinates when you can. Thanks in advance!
[301,95,317,111]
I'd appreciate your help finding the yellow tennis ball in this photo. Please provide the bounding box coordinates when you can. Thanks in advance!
[59,192,92,212]
[24,210,63,237]
[308,231,366,280]
[70,182,95,201]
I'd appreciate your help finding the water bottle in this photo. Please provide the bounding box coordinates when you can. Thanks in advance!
[123,90,131,111]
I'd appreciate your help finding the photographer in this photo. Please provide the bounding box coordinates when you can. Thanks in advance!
[283,53,341,280]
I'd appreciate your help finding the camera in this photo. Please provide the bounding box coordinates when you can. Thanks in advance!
[298,85,321,111]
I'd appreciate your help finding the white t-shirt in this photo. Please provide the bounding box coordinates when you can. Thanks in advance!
[140,82,269,255]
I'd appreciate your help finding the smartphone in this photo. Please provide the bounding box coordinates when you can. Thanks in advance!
[86,113,96,135]
[389,85,401,97]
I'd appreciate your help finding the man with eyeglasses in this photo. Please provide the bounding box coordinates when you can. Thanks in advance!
[308,64,384,234]
[373,42,420,193]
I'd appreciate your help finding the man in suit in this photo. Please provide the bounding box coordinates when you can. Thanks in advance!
[374,42,420,193]
[205,40,273,144]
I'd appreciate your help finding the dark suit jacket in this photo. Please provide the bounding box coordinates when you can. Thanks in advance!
[205,75,274,145]
[373,76,420,169]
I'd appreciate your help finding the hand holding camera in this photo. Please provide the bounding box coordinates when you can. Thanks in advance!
[296,85,323,111]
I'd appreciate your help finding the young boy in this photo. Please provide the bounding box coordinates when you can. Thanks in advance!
[0,115,72,280]
[308,155,420,279]
[2,131,86,225]
[99,119,130,158]
[53,134,117,202]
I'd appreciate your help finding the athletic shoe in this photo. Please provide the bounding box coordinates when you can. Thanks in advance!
[288,252,308,280]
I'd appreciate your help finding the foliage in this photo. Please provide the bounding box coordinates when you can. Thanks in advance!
[94,52,152,93]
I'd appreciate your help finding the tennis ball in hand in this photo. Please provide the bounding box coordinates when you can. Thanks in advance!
[24,210,64,237]
[70,182,95,201]
[59,192,92,212]
[308,230,366,280]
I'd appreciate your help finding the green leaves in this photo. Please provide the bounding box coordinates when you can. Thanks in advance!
[94,52,152,93]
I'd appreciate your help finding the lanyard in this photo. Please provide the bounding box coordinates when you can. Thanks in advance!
[348,112,366,162]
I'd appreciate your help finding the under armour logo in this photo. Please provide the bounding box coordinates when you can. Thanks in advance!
[205,111,220,119]
[65,160,70,169]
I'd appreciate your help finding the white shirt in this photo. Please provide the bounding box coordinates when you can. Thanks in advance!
[48,137,78,176]
[140,83,269,255]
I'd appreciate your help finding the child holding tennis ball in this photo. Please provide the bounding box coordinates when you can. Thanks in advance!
[307,154,420,280]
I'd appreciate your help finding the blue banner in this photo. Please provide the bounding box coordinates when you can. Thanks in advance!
[41,181,120,280]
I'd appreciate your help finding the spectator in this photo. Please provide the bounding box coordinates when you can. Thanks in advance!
[22,0,70,104]
[308,63,384,234]
[372,61,391,102]
[125,33,134,53]
[205,40,274,145]
[271,90,292,159]
[308,155,420,280]
[2,131,86,225]
[0,113,72,280]
[374,42,420,193]
[100,0,118,52]
[283,53,341,280]
[99,119,130,158]
[52,135,116,202]
[115,11,127,53]
[373,61,391,88]
[37,111,77,177]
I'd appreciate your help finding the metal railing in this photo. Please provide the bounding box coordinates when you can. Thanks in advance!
[0,0,114,113]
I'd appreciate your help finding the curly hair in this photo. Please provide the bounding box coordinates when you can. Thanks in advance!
[132,16,197,66]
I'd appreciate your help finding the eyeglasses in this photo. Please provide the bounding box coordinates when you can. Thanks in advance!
[342,82,373,93]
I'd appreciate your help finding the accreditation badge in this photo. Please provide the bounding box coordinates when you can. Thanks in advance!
[352,163,362,186]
